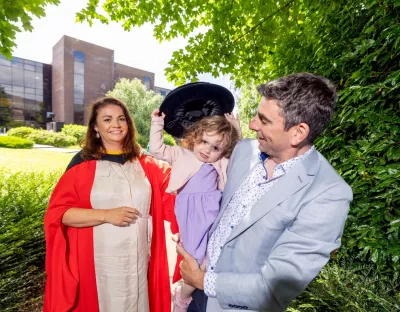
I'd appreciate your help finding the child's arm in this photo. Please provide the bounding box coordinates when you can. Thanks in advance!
[149,109,180,164]
[225,112,242,139]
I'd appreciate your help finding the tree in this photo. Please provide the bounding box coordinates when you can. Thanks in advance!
[77,0,325,86]
[107,78,164,147]
[0,0,61,58]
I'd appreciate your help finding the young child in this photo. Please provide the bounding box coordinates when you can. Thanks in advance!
[149,109,240,311]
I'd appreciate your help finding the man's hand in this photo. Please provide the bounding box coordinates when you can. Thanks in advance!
[176,243,205,290]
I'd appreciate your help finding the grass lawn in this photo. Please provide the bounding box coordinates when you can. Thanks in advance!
[0,147,75,172]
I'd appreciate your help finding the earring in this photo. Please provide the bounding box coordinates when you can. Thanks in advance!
[96,132,100,139]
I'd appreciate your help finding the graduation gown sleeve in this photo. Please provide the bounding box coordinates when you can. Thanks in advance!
[43,160,98,312]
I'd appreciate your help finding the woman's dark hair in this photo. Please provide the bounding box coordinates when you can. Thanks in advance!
[81,97,142,161]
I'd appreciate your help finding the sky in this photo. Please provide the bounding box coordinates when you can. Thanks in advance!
[12,0,232,90]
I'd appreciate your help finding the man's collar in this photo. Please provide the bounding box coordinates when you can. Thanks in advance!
[258,146,315,166]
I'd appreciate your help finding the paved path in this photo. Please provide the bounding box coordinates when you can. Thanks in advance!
[33,144,80,153]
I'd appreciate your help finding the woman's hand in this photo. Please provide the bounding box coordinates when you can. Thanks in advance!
[152,109,166,119]
[104,206,142,226]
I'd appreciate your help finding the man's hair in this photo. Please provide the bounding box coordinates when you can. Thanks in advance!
[181,115,240,158]
[257,73,337,142]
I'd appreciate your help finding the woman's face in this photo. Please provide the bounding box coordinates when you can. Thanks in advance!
[94,104,128,151]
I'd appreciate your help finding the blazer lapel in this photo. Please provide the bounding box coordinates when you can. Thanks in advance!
[224,148,319,245]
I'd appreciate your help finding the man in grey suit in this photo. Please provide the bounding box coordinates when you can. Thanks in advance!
[176,73,353,312]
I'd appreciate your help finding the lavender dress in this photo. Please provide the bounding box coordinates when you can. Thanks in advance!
[175,163,222,264]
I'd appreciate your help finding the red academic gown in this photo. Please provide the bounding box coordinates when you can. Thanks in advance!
[43,154,176,312]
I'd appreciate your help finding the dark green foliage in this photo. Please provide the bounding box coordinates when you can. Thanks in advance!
[0,169,62,311]
[288,259,400,312]
[0,0,61,58]
[0,136,34,149]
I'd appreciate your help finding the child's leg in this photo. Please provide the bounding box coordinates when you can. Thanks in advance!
[180,282,196,299]
[173,282,194,312]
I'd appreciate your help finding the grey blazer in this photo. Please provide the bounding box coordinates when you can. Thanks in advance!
[206,139,353,312]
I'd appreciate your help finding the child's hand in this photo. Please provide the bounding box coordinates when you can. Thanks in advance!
[225,112,240,130]
[152,109,166,119]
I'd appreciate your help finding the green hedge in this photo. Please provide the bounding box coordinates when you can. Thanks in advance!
[0,169,62,311]
[7,127,78,147]
[7,127,35,139]
[288,260,400,312]
[0,136,34,149]
[61,124,87,143]
[26,131,77,147]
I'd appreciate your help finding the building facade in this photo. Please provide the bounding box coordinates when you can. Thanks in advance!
[0,35,170,128]
[0,55,51,128]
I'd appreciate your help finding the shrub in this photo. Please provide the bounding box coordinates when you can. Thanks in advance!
[163,133,176,146]
[7,127,35,139]
[52,133,77,147]
[26,131,77,147]
[0,169,62,311]
[0,136,34,149]
[27,131,55,146]
[288,260,400,312]
[61,124,87,143]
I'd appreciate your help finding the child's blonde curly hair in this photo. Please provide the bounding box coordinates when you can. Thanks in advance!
[181,115,240,158]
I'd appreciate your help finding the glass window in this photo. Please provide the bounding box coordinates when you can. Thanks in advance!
[12,68,24,86]
[25,87,35,94]
[74,61,84,75]
[36,88,43,96]
[74,74,84,86]
[13,107,24,118]
[0,66,11,84]
[25,103,34,111]
[74,98,84,105]
[12,96,24,109]
[35,94,43,102]
[24,59,35,65]
[74,86,84,99]
[13,91,24,99]
[144,76,151,89]
[11,59,23,69]
[25,92,36,100]
[74,51,85,63]
[35,62,43,68]
[24,64,35,71]
[12,86,24,93]
[0,55,11,67]
[0,84,12,94]
[35,72,43,89]
[24,70,36,88]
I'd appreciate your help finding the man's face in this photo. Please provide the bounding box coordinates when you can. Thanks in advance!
[249,97,293,157]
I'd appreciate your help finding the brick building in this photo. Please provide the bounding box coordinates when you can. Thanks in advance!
[0,35,170,128]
